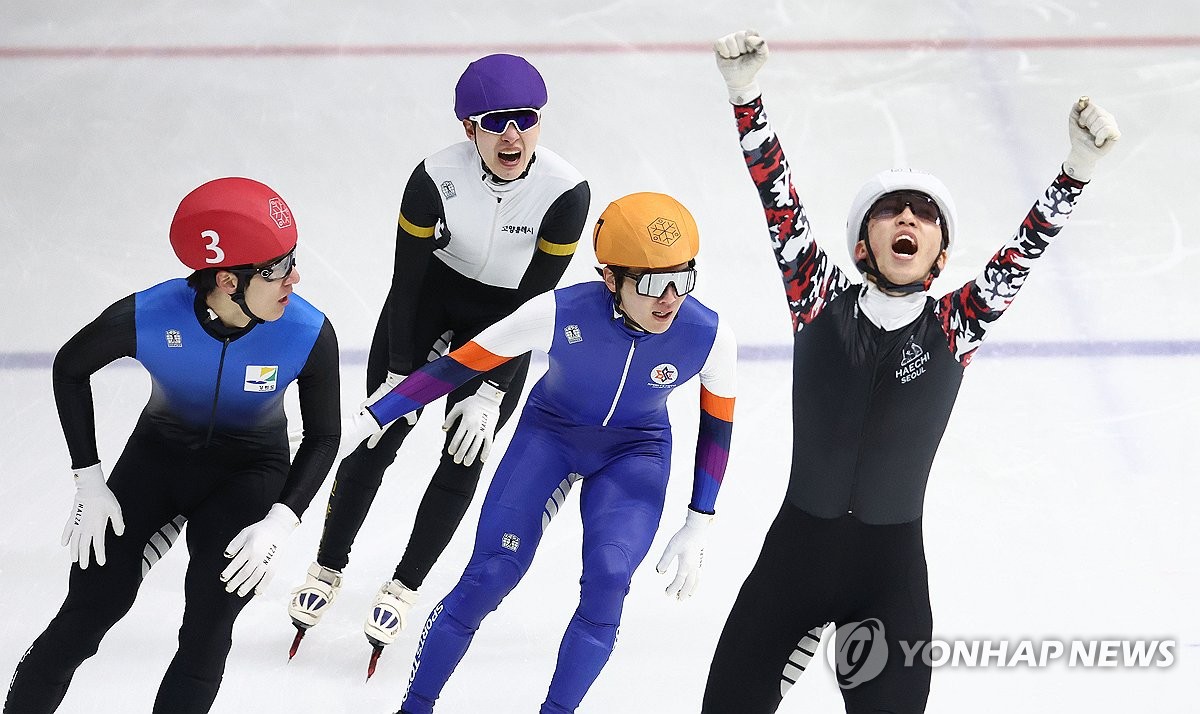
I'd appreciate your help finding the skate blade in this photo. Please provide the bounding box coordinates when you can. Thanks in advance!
[288,626,306,660]
[366,644,384,681]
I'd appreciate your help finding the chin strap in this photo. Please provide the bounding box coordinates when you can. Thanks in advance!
[612,291,650,333]
[855,236,941,295]
[230,272,265,325]
[599,266,650,333]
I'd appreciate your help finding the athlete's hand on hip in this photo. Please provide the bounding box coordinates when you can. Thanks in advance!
[361,371,417,449]
[221,503,299,597]
[1064,97,1121,182]
[443,382,504,467]
[655,508,715,600]
[714,30,769,105]
[61,463,125,569]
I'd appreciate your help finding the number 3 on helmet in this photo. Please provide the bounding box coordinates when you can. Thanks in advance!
[170,177,298,270]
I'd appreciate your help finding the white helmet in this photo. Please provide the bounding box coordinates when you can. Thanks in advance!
[845,169,957,269]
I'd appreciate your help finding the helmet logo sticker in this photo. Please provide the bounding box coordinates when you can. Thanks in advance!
[649,363,679,387]
[165,329,182,348]
[647,217,681,247]
[268,197,292,229]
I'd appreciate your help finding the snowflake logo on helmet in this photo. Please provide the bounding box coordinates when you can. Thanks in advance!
[647,218,681,247]
[268,197,292,229]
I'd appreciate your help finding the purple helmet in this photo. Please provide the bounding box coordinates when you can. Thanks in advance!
[454,54,547,120]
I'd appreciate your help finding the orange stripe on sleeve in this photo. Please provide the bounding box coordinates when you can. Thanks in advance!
[700,386,735,422]
[450,341,511,373]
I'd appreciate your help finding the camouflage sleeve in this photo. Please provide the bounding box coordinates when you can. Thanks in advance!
[734,98,852,333]
[935,172,1087,366]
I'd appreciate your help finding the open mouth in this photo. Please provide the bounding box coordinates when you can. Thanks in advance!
[497,149,522,167]
[651,309,674,320]
[891,235,918,256]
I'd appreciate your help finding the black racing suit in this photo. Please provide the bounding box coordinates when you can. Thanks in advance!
[702,98,1088,713]
[317,142,590,591]
[5,281,340,714]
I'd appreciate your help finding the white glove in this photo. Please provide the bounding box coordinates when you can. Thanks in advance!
[655,508,715,600]
[713,30,769,105]
[362,371,417,449]
[443,382,504,467]
[61,463,125,569]
[220,503,299,597]
[1063,97,1121,182]
[343,405,384,454]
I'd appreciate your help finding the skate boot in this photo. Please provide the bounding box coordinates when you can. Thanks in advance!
[286,562,343,658]
[364,579,418,679]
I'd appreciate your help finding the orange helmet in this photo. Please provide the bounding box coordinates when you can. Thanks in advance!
[593,192,699,269]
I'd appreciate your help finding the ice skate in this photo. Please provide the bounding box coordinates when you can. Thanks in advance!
[364,579,418,679]
[286,562,343,659]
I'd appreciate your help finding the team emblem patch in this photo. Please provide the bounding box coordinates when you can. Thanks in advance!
[646,217,681,247]
[165,329,182,348]
[649,363,678,386]
[501,533,521,552]
[268,197,292,228]
[244,365,279,392]
[564,324,582,344]
[441,180,456,199]
[895,338,930,384]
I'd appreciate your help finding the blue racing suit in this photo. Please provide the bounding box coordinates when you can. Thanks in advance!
[368,281,737,714]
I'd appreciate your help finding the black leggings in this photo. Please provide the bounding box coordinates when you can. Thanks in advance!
[315,304,529,590]
[4,426,287,714]
[703,503,932,714]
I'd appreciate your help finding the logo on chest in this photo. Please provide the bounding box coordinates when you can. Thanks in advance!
[440,180,456,199]
[564,324,583,344]
[648,363,679,388]
[895,338,930,384]
[244,365,279,392]
[165,329,183,348]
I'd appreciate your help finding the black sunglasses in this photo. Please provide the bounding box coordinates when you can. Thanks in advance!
[867,191,942,226]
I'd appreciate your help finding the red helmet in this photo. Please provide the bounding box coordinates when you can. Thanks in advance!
[170,177,297,270]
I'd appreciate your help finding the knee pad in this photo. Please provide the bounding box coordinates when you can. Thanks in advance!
[470,555,524,595]
[578,544,634,623]
[450,555,526,630]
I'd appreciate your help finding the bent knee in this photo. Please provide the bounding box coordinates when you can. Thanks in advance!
[580,543,635,603]
[466,554,525,595]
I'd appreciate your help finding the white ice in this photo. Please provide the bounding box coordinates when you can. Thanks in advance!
[1,2,1198,712]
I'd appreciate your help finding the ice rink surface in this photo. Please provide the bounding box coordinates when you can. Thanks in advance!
[2,1,1198,712]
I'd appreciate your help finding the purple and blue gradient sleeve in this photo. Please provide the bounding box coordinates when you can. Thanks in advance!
[691,386,734,514]
[368,342,510,426]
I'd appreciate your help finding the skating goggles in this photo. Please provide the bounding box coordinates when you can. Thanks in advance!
[867,191,942,226]
[252,248,297,282]
[468,108,542,135]
[624,267,697,298]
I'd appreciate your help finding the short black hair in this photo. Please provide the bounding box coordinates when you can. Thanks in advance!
[186,268,220,294]
[187,265,259,294]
